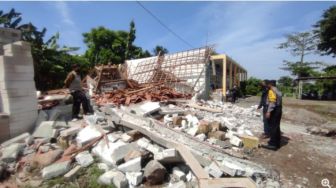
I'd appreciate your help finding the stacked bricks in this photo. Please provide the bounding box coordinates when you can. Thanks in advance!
[0,28,38,141]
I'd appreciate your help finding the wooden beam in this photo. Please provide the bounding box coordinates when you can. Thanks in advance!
[176,144,210,179]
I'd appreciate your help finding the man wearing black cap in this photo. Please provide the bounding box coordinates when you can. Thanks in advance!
[64,64,92,120]
[262,80,282,150]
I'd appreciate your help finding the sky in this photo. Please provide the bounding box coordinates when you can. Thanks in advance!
[2,1,336,79]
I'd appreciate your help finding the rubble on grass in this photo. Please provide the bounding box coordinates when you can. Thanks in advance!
[0,89,281,188]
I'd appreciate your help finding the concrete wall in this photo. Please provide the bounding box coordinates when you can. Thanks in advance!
[0,28,37,140]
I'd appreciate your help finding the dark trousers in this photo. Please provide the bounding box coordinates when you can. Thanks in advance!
[71,90,91,118]
[268,106,282,147]
[263,107,270,135]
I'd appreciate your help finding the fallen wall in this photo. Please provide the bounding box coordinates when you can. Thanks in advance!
[0,28,38,141]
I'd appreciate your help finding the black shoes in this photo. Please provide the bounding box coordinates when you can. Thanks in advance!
[261,144,279,151]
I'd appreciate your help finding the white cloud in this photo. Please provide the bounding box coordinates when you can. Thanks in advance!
[53,1,83,54]
[55,1,75,26]
[195,2,335,79]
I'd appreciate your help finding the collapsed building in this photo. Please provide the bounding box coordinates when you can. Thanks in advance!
[0,28,280,188]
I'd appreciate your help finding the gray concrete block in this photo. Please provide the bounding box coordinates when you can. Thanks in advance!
[75,151,94,167]
[42,161,71,180]
[1,143,25,163]
[117,157,141,173]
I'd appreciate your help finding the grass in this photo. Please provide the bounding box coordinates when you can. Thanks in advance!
[41,164,115,188]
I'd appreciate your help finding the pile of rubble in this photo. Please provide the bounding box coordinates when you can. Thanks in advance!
[93,82,191,106]
[0,96,281,188]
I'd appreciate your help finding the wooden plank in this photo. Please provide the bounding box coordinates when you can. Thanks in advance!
[199,178,256,188]
[176,144,210,179]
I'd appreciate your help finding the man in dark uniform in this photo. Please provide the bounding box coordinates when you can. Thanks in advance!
[64,64,92,120]
[257,80,270,138]
[262,80,282,150]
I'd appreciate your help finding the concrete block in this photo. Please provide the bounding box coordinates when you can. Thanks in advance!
[111,143,139,165]
[64,165,81,180]
[126,172,143,186]
[242,135,259,149]
[33,121,55,138]
[208,162,223,178]
[75,151,94,167]
[76,126,103,147]
[99,170,128,188]
[42,161,71,180]
[139,102,160,116]
[144,160,167,185]
[60,126,81,137]
[92,140,126,165]
[155,148,183,163]
[230,136,243,147]
[117,157,142,173]
[172,167,186,181]
[1,143,25,163]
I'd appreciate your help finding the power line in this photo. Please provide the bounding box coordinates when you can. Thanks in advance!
[136,1,194,48]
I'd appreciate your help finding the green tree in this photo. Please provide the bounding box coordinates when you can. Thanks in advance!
[153,45,168,56]
[83,26,128,65]
[315,5,336,57]
[278,76,293,87]
[278,32,322,78]
[1,8,87,91]
[245,77,262,96]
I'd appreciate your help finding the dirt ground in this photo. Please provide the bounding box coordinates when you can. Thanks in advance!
[238,96,336,188]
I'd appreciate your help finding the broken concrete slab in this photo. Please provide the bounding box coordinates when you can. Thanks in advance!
[1,132,30,147]
[124,150,149,162]
[144,160,167,185]
[117,157,141,173]
[126,171,143,186]
[76,125,103,147]
[32,121,57,138]
[42,161,71,179]
[111,142,139,165]
[75,151,94,167]
[1,143,25,163]
[208,162,223,178]
[139,102,160,116]
[64,165,81,180]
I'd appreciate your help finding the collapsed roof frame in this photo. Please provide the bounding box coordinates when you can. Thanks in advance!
[125,47,213,95]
